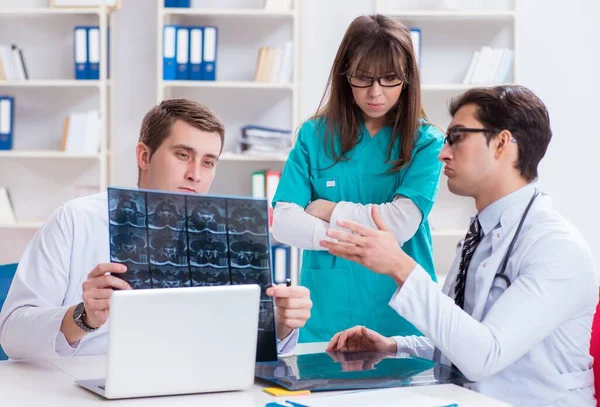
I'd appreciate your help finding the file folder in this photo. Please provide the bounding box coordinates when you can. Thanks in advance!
[88,26,100,80]
[163,25,177,80]
[189,27,203,80]
[0,97,14,150]
[202,26,217,81]
[176,27,189,80]
[74,26,89,80]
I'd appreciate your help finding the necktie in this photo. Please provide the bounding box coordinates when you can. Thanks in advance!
[453,217,482,309]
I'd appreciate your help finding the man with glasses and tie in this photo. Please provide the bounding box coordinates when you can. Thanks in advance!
[320,85,597,406]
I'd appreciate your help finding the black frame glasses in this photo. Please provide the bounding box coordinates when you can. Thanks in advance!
[445,127,500,146]
[346,74,405,88]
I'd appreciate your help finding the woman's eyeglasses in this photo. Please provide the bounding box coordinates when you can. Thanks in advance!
[347,74,404,88]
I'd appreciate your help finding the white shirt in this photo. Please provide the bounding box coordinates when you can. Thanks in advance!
[388,185,597,407]
[272,196,422,249]
[0,193,297,359]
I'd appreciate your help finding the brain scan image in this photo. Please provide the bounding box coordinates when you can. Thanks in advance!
[231,268,271,300]
[147,193,186,231]
[148,228,188,266]
[151,266,191,288]
[229,234,270,270]
[110,225,148,264]
[189,232,229,268]
[258,300,275,332]
[190,266,231,287]
[227,199,268,236]
[187,196,227,233]
[116,262,152,289]
[107,188,278,362]
[108,189,146,228]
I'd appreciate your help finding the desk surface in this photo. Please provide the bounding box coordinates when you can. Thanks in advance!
[0,342,509,407]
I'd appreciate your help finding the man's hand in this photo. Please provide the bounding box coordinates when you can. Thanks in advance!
[320,206,417,286]
[266,284,312,341]
[81,263,131,329]
[326,325,397,354]
[305,199,337,222]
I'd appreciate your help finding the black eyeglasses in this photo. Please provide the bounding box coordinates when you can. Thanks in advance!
[346,74,404,88]
[445,127,500,146]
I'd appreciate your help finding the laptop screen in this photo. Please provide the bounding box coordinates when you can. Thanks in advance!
[107,187,277,362]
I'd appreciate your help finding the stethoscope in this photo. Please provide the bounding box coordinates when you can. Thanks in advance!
[494,189,540,288]
[457,189,540,290]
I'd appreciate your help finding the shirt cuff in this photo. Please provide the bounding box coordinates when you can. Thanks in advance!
[53,307,81,357]
[329,201,355,230]
[277,328,299,356]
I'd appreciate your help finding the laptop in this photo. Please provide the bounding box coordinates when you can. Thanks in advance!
[76,284,260,399]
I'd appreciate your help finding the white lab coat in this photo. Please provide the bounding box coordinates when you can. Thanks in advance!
[0,193,297,359]
[389,189,597,406]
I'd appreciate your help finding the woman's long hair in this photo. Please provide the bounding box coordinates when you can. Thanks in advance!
[314,14,427,171]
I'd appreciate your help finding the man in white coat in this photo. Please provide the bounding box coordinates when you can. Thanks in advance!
[321,85,597,406]
[0,99,312,359]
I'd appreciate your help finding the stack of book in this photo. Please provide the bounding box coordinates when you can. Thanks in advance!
[60,110,101,154]
[253,41,294,84]
[236,125,293,157]
[462,46,514,85]
[0,45,29,81]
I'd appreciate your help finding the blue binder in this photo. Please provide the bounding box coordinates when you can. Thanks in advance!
[74,26,89,80]
[164,0,177,7]
[188,27,203,80]
[163,25,177,80]
[87,26,100,80]
[0,96,15,151]
[178,0,190,6]
[175,26,190,80]
[202,26,217,81]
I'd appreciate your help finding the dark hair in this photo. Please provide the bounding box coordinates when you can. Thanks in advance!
[139,98,225,158]
[449,85,552,182]
[314,14,426,172]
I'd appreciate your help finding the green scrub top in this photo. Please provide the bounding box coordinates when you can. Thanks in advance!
[272,118,444,343]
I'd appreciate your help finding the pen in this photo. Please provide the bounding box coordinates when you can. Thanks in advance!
[285,278,291,287]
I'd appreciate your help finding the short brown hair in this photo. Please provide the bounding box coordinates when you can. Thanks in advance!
[139,99,225,159]
[449,85,552,182]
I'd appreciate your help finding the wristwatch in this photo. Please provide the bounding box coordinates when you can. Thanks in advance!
[73,302,99,333]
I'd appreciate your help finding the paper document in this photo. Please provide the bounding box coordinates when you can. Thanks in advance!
[302,387,458,406]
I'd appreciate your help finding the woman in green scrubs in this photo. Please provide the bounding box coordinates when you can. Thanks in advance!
[272,15,444,343]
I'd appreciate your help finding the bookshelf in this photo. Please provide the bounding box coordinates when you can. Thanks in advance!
[376,0,519,276]
[0,0,117,237]
[156,0,300,198]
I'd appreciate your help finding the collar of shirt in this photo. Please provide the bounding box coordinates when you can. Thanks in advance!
[477,183,537,236]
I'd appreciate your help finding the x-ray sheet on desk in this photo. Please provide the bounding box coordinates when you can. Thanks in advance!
[255,351,469,391]
[107,187,277,362]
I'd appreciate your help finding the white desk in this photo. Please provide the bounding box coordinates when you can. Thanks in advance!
[0,343,510,407]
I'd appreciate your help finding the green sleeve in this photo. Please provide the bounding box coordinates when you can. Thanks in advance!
[394,124,444,220]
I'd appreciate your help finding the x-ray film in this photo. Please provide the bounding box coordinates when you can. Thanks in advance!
[107,187,277,362]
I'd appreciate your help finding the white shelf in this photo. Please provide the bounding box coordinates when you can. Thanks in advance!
[0,80,103,88]
[0,8,111,16]
[384,10,516,20]
[0,221,44,229]
[160,8,295,17]
[219,152,288,162]
[0,150,102,159]
[162,80,296,90]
